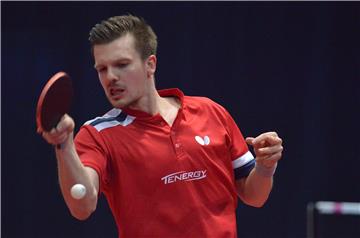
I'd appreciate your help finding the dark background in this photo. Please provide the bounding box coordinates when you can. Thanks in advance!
[2,2,360,238]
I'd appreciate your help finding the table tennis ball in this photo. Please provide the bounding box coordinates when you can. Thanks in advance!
[70,184,86,199]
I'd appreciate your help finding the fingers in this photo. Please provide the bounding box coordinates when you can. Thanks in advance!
[245,137,255,146]
[246,131,283,167]
[56,114,75,133]
[41,114,75,146]
[256,151,282,167]
[256,144,283,157]
[42,128,69,145]
[251,132,282,148]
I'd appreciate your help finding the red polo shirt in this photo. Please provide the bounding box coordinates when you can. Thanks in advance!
[75,88,255,238]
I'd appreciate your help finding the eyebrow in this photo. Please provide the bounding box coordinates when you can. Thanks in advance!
[94,58,131,69]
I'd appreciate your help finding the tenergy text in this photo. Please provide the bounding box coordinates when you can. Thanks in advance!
[161,170,207,184]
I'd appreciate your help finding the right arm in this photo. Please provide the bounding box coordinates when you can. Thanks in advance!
[42,114,99,220]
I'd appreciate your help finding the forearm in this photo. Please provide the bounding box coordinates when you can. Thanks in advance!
[239,132,283,207]
[55,133,98,220]
[236,163,276,207]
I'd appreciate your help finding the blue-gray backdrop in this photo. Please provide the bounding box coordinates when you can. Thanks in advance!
[2,2,360,238]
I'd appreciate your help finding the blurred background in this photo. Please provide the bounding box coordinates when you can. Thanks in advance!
[2,2,360,238]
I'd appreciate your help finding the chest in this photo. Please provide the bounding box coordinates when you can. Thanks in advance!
[105,115,232,181]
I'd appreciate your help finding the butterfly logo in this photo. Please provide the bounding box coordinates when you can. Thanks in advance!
[195,135,210,146]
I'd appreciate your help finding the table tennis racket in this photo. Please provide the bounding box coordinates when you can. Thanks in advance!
[36,72,73,147]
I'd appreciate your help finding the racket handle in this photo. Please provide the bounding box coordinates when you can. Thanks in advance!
[55,144,63,150]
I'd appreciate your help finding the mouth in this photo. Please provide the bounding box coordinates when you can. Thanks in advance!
[109,87,125,99]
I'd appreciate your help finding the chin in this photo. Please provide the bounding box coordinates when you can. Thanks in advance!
[112,102,128,109]
[108,98,127,108]
[109,95,140,110]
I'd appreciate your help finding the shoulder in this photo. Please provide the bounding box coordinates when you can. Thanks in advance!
[184,95,228,115]
[184,95,221,107]
[82,108,135,132]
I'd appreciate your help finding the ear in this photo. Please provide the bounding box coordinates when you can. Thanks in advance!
[146,55,157,79]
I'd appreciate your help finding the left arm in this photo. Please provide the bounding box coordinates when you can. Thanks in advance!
[236,132,283,207]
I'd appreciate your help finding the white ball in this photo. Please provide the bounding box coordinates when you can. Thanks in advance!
[70,184,86,200]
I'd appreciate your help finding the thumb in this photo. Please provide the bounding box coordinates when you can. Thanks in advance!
[56,114,75,133]
[245,137,255,146]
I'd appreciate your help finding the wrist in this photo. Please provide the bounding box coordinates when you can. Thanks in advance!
[55,132,74,151]
[254,162,278,177]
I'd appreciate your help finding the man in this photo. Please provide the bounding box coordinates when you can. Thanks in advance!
[42,15,283,238]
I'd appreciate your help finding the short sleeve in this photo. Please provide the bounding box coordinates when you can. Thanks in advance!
[74,125,110,193]
[222,107,255,180]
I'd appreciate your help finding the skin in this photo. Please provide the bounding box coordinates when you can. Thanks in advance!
[42,33,283,220]
[237,132,283,207]
[94,34,156,111]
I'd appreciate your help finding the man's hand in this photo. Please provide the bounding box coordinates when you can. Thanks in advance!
[40,114,75,146]
[236,132,283,206]
[246,132,283,169]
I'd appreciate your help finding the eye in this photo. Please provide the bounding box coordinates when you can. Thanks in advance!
[96,67,106,73]
[116,62,129,68]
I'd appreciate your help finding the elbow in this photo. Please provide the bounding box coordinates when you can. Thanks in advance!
[247,200,266,208]
[242,196,269,208]
[69,193,98,220]
[71,206,95,221]
[72,212,89,221]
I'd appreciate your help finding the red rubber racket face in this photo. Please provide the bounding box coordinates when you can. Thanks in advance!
[36,72,73,133]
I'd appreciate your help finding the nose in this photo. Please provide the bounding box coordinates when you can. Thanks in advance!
[106,67,120,83]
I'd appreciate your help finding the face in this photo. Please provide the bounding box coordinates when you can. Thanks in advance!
[93,33,156,109]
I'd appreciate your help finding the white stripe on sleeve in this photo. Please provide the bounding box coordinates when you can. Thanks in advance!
[232,151,255,169]
[93,115,135,131]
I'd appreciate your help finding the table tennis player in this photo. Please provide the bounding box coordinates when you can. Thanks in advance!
[41,14,283,238]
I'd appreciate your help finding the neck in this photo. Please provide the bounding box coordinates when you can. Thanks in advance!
[147,89,180,117]
[127,83,178,113]
[127,86,162,115]
[128,86,180,126]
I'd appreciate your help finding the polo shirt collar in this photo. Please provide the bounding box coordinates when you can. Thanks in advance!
[121,88,184,118]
